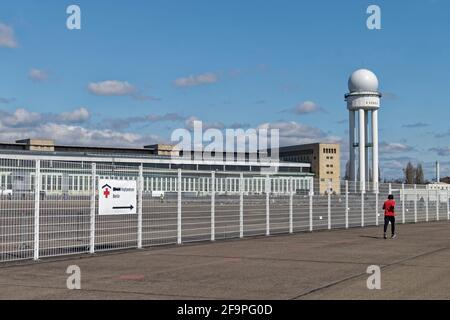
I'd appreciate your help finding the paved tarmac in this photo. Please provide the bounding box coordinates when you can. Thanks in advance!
[0,221,449,300]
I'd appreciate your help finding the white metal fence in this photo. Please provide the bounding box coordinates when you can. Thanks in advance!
[0,157,449,263]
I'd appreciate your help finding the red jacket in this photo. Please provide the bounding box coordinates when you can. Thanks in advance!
[383,200,396,217]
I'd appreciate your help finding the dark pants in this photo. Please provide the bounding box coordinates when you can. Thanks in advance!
[384,216,395,235]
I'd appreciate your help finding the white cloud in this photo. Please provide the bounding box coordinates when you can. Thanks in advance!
[58,107,90,123]
[380,142,414,154]
[257,121,342,146]
[0,108,163,147]
[0,108,41,127]
[292,101,322,114]
[29,68,49,82]
[7,123,159,147]
[105,113,187,130]
[36,123,149,147]
[402,122,429,128]
[184,116,225,130]
[146,113,185,122]
[88,80,136,96]
[429,147,450,156]
[181,119,341,147]
[383,160,405,170]
[0,23,18,48]
[174,73,218,88]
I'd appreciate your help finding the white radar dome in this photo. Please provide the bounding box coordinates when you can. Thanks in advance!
[348,69,379,92]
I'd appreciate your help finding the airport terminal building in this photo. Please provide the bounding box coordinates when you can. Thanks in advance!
[0,138,340,196]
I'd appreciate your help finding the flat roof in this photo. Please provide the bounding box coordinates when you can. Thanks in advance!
[278,142,340,152]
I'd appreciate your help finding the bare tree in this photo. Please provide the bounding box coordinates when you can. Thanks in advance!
[415,163,425,184]
[405,162,416,185]
[344,160,350,180]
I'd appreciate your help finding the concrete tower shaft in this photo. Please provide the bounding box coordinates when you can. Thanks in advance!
[345,69,381,192]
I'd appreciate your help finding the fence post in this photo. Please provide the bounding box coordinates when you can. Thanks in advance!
[375,186,379,226]
[401,183,405,224]
[266,175,270,236]
[90,163,96,254]
[327,180,331,230]
[426,188,429,222]
[211,171,215,241]
[388,183,392,195]
[361,190,365,227]
[447,188,450,221]
[33,160,41,261]
[177,169,182,245]
[309,190,313,232]
[436,189,439,221]
[137,164,143,249]
[414,184,417,224]
[345,180,349,229]
[240,173,244,238]
[289,177,293,234]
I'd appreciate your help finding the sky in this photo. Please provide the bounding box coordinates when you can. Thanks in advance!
[0,0,450,180]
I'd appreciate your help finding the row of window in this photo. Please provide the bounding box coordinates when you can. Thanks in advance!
[323,148,337,154]
[282,155,312,163]
[0,173,312,194]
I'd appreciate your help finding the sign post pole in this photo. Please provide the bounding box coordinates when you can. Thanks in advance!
[436,189,439,221]
[177,169,182,245]
[266,175,270,236]
[240,173,244,238]
[90,163,96,254]
[327,180,331,230]
[137,164,143,249]
[33,160,41,261]
[211,171,215,241]
[345,180,349,229]
[402,183,405,224]
[414,184,417,223]
[289,178,293,234]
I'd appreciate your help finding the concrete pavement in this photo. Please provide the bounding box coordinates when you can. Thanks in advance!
[0,221,449,299]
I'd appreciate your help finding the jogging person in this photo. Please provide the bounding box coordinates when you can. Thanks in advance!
[383,194,396,239]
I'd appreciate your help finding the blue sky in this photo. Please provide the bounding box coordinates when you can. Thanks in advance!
[0,0,449,179]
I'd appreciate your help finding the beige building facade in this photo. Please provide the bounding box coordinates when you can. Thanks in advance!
[15,139,55,152]
[279,143,341,194]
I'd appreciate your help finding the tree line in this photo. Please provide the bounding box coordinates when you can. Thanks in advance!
[344,161,426,184]
[403,162,425,185]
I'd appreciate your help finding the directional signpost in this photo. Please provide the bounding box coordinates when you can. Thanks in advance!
[99,179,137,215]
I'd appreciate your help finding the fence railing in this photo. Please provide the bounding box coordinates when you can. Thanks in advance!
[0,158,449,263]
